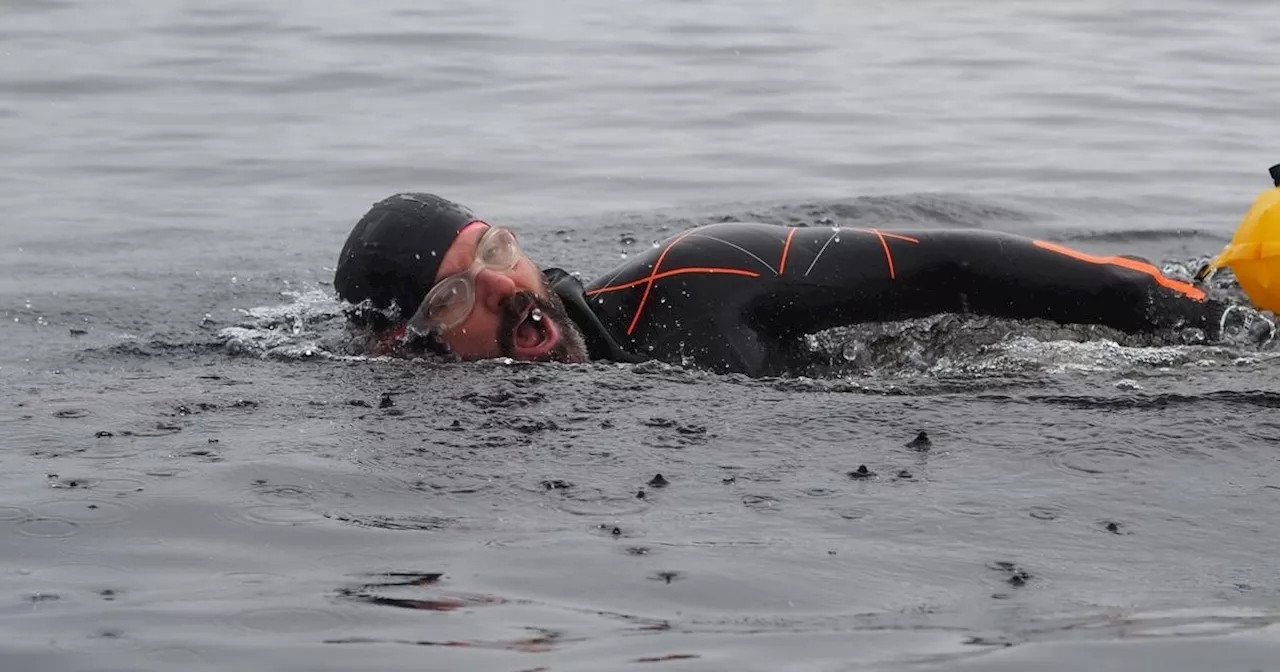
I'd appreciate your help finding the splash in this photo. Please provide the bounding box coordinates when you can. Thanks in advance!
[219,288,373,361]
[801,301,1279,380]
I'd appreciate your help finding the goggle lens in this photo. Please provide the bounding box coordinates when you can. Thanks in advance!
[411,227,522,333]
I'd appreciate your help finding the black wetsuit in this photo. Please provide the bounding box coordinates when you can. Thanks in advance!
[543,222,1218,376]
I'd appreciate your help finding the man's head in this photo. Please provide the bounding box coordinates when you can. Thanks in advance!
[334,193,587,363]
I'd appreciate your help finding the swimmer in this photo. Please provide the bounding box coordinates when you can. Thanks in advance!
[334,193,1223,376]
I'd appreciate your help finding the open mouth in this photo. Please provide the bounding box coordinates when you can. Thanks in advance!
[510,304,560,359]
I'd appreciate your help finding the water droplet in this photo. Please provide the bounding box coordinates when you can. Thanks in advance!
[620,253,628,259]
[430,251,437,257]
[530,308,543,322]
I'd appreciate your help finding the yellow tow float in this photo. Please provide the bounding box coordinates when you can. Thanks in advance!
[1197,164,1280,312]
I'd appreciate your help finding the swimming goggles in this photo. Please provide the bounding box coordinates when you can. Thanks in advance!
[407,226,523,333]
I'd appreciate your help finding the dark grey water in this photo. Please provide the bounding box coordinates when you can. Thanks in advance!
[4,1,1280,670]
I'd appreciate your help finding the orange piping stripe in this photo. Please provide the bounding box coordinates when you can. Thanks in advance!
[626,229,699,335]
[1033,240,1206,301]
[778,228,797,275]
[870,228,897,279]
[586,266,761,296]
[854,229,920,244]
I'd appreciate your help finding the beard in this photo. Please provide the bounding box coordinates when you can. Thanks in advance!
[496,284,589,364]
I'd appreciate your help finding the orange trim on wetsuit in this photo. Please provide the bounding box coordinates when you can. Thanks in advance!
[1032,240,1205,301]
[855,228,920,280]
[624,229,701,335]
[778,227,797,275]
[586,267,761,295]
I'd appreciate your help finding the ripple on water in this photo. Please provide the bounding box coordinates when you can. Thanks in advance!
[315,553,394,571]
[224,572,292,590]
[75,441,143,460]
[48,476,146,492]
[217,504,328,527]
[742,494,782,513]
[29,498,138,526]
[0,505,31,521]
[1044,444,1158,477]
[1028,505,1070,521]
[322,511,458,531]
[937,499,1004,518]
[91,477,148,492]
[235,607,351,634]
[53,628,142,654]
[551,486,653,516]
[833,507,872,520]
[144,647,207,665]
[251,483,316,503]
[15,517,79,538]
[39,561,133,582]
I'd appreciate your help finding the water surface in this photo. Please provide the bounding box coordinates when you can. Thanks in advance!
[3,1,1280,670]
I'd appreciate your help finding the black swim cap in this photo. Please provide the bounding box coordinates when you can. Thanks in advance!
[334,193,481,316]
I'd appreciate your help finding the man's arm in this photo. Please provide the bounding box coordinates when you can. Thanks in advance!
[752,228,1219,338]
